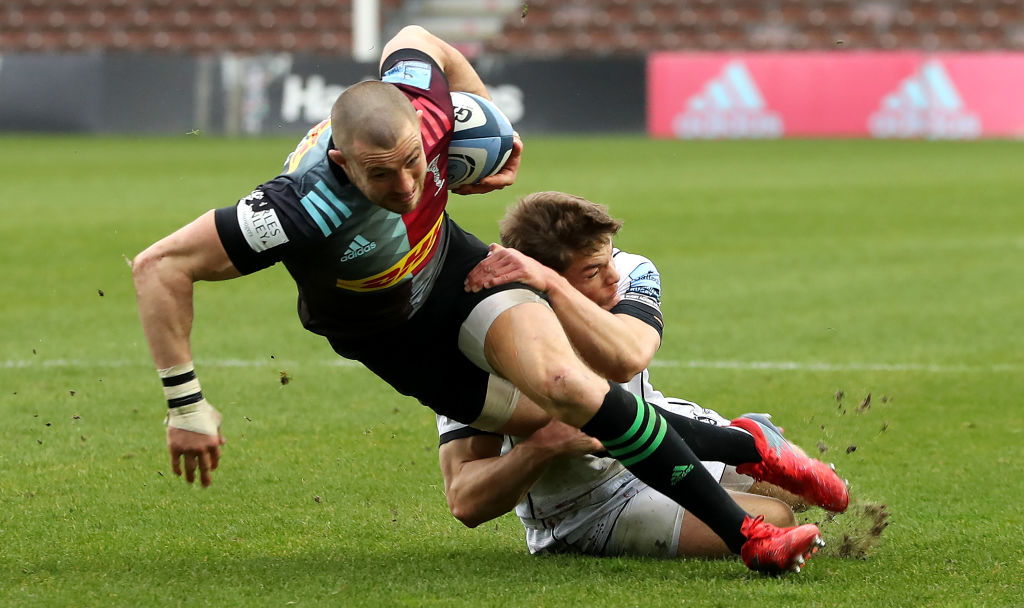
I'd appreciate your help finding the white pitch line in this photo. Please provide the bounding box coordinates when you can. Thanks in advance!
[0,357,361,369]
[2,358,1021,373]
[650,360,1024,373]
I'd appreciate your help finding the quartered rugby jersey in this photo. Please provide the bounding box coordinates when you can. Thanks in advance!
[214,49,455,339]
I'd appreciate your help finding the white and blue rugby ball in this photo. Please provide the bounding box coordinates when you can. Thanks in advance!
[448,91,515,189]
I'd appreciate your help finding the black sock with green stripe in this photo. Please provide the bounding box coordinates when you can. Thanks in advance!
[581,382,748,553]
[652,406,760,464]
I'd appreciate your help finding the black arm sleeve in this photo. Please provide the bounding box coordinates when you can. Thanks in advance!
[610,299,664,337]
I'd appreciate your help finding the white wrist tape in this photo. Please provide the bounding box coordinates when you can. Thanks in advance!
[159,362,221,436]
[165,399,222,436]
[159,362,203,406]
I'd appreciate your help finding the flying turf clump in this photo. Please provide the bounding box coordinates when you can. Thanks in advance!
[798,388,892,558]
[800,497,891,559]
[836,500,891,559]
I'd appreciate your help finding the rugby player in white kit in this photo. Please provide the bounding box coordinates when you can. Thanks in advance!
[439,192,830,559]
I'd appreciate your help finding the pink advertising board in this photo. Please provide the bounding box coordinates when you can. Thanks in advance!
[647,52,1024,139]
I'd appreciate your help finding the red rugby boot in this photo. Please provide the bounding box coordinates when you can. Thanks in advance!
[740,515,825,575]
[730,416,849,512]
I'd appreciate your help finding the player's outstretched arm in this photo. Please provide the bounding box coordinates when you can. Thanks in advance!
[439,420,602,528]
[465,245,659,382]
[133,210,240,366]
[132,210,240,487]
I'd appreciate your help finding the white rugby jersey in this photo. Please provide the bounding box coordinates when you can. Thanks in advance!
[437,250,730,552]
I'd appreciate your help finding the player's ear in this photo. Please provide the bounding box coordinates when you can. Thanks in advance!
[328,148,347,170]
[414,110,424,145]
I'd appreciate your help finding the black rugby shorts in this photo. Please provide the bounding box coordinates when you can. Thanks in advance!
[328,217,542,424]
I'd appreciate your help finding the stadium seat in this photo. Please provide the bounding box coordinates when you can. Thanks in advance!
[1,0,1022,55]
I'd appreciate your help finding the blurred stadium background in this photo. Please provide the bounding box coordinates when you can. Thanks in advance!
[4,0,1024,56]
[1,1,1023,135]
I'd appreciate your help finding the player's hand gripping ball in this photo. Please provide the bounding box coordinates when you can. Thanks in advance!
[447,92,515,189]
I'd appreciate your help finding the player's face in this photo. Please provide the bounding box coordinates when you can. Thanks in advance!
[563,239,620,310]
[346,120,427,214]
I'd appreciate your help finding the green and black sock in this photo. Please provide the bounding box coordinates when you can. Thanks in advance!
[581,382,748,553]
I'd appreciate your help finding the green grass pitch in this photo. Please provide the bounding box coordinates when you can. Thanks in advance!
[1,134,1022,606]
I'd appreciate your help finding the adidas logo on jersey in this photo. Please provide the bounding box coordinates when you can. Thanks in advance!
[868,59,980,139]
[672,61,783,139]
[341,234,376,261]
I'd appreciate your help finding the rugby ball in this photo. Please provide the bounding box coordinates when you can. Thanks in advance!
[448,91,515,189]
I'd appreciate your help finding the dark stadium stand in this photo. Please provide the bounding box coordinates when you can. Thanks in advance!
[486,0,1024,55]
[0,0,398,54]
[0,0,1021,55]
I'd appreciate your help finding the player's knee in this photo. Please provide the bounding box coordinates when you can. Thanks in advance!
[532,363,591,412]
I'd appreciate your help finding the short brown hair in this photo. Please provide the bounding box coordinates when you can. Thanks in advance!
[499,191,623,272]
[330,80,418,155]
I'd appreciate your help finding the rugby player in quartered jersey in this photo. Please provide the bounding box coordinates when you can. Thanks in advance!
[133,26,530,489]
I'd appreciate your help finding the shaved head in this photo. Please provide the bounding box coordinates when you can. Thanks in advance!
[326,80,427,214]
[331,80,419,155]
